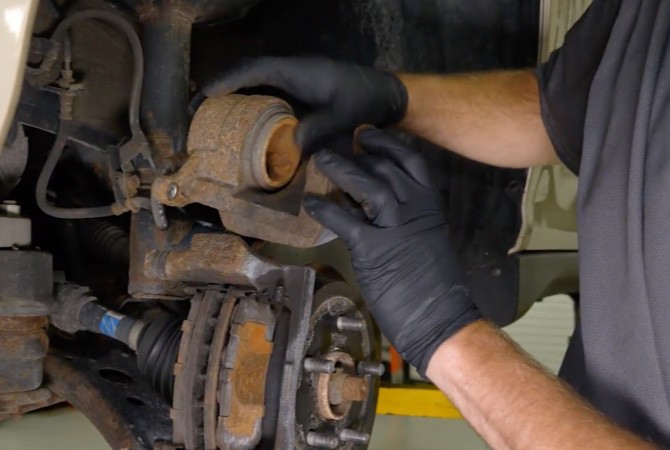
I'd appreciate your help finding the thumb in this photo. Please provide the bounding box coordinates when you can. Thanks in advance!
[303,195,365,248]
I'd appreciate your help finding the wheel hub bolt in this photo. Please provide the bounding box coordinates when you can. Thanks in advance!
[166,182,179,200]
[336,316,366,332]
[306,431,340,449]
[304,357,335,374]
[328,373,369,405]
[340,428,370,444]
[358,361,385,377]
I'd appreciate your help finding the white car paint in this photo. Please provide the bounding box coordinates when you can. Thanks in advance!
[0,0,38,147]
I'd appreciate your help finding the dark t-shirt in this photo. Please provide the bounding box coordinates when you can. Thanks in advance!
[537,0,670,443]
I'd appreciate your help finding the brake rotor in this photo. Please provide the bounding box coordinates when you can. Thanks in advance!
[171,279,380,450]
[172,289,228,449]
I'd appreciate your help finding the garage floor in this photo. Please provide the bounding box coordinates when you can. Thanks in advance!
[0,406,488,450]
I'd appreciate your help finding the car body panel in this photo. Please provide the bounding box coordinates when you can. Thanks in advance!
[0,0,38,146]
[511,0,591,253]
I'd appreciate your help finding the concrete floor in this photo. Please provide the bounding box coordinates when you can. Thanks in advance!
[0,406,488,450]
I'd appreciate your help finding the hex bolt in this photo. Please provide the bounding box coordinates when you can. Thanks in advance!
[339,429,370,445]
[357,361,385,377]
[166,182,179,200]
[336,316,366,332]
[272,285,285,303]
[306,432,340,449]
[304,357,336,374]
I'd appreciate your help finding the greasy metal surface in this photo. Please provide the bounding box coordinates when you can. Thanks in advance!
[0,316,48,394]
[0,250,52,316]
[140,11,192,162]
[44,347,172,450]
[217,299,275,450]
[145,233,286,291]
[152,95,336,248]
[172,290,225,449]
[203,293,237,450]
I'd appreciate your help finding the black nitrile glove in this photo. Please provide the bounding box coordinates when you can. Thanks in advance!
[303,130,482,376]
[203,57,408,149]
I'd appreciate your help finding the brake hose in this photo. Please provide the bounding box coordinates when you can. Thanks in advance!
[35,122,118,218]
[35,10,147,219]
[51,10,145,142]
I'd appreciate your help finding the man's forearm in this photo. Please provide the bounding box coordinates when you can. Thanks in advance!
[398,71,558,168]
[427,321,656,450]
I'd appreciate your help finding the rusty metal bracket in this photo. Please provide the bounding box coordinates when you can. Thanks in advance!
[151,95,337,248]
[44,345,173,450]
[145,233,288,291]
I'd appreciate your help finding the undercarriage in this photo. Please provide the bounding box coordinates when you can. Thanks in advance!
[0,1,554,449]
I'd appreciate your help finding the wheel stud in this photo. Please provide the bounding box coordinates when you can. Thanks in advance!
[336,316,366,332]
[340,428,370,444]
[304,357,335,374]
[306,432,340,449]
[357,361,385,377]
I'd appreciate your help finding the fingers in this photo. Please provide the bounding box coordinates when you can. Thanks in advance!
[203,57,348,149]
[203,57,335,102]
[357,154,413,203]
[297,109,353,150]
[358,129,432,188]
[203,58,279,96]
[204,57,320,99]
[303,195,365,247]
[314,149,399,225]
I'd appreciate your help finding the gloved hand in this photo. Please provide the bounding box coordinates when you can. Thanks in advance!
[303,130,482,376]
[203,57,408,149]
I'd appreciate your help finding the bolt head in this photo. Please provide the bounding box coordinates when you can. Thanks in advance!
[166,183,179,200]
